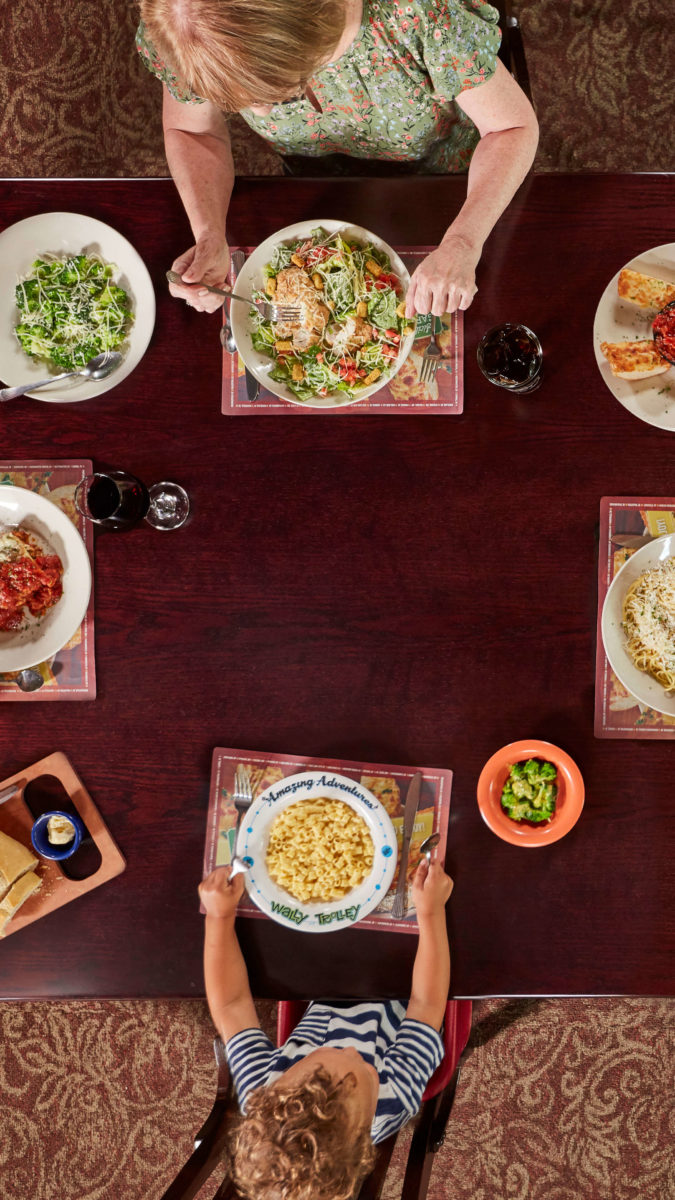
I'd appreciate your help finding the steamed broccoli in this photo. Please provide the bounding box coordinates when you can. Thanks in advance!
[501,758,557,824]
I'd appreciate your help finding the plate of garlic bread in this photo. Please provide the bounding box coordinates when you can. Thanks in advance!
[594,243,675,430]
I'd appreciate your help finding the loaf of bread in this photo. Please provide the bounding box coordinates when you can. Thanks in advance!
[0,870,42,936]
[599,340,670,380]
[617,269,675,311]
[0,830,38,900]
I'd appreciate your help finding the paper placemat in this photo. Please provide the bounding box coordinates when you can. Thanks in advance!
[204,748,452,933]
[595,496,675,738]
[0,461,96,701]
[221,247,463,415]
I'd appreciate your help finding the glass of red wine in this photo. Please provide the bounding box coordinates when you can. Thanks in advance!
[477,323,543,393]
[74,470,190,531]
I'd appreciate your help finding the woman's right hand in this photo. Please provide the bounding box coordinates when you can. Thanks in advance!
[169,232,231,313]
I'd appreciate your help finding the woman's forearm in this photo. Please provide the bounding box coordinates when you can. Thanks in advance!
[165,125,234,244]
[445,122,538,256]
[406,911,450,1030]
[162,89,234,244]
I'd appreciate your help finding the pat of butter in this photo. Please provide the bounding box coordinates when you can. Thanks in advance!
[47,815,75,845]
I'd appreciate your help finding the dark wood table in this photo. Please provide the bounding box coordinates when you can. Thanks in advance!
[1,174,674,1001]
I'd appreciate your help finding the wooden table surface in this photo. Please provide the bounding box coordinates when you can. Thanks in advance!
[1,174,674,1001]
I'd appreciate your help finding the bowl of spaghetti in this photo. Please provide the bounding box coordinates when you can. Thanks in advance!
[0,485,91,672]
[601,533,675,717]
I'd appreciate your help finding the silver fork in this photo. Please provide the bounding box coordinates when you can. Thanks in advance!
[166,271,301,323]
[418,328,444,384]
[232,764,254,855]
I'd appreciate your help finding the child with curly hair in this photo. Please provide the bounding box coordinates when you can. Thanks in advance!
[199,855,453,1200]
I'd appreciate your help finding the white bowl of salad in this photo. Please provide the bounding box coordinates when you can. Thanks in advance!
[0,212,155,403]
[230,221,415,408]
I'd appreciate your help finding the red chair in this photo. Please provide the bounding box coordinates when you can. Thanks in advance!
[277,999,473,1200]
[161,999,472,1200]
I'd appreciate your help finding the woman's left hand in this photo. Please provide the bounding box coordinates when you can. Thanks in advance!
[406,233,480,318]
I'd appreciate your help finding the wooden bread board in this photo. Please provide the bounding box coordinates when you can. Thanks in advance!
[0,751,125,938]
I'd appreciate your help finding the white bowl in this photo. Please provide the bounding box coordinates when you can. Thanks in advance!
[231,219,414,409]
[0,485,92,671]
[238,770,398,932]
[0,212,155,402]
[601,533,675,717]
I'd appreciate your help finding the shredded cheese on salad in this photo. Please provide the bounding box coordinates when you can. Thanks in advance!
[14,254,133,372]
[250,228,414,402]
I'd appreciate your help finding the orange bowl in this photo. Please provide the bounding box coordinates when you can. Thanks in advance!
[476,740,584,847]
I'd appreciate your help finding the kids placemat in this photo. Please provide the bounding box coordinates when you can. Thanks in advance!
[595,496,675,738]
[0,461,96,701]
[204,747,452,933]
[221,247,463,416]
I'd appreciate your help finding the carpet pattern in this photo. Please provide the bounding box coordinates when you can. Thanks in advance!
[1,1,673,177]
[1,998,673,1200]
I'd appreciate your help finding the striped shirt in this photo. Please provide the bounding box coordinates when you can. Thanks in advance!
[226,1001,444,1144]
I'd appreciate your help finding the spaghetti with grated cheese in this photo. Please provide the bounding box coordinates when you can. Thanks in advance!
[622,556,675,693]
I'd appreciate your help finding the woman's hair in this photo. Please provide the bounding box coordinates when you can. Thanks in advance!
[231,1065,376,1200]
[139,0,347,110]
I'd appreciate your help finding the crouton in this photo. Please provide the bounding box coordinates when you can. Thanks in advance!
[291,362,304,382]
[365,258,382,278]
[265,277,277,296]
[363,369,381,386]
[274,340,294,353]
[312,273,324,290]
[356,301,368,318]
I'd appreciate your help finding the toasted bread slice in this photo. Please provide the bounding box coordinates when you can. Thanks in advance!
[0,830,38,901]
[0,870,42,936]
[600,340,670,381]
[618,269,675,311]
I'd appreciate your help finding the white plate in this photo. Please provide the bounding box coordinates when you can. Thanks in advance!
[238,770,397,932]
[230,219,414,409]
[601,533,675,717]
[0,485,92,671]
[593,242,675,431]
[0,212,155,402]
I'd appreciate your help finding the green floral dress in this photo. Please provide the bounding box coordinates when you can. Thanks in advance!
[136,0,500,173]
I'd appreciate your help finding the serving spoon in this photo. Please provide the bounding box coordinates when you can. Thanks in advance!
[0,350,123,402]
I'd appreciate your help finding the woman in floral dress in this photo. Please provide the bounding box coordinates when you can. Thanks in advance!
[136,0,538,317]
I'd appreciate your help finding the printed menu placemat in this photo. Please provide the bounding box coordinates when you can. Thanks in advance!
[204,747,452,933]
[0,461,96,701]
[595,496,675,738]
[221,247,463,416]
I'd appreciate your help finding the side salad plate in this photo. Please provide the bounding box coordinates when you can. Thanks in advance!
[0,212,155,402]
[230,220,415,409]
[237,770,398,931]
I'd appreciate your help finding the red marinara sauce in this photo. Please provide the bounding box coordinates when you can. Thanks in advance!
[0,554,63,631]
[652,301,675,366]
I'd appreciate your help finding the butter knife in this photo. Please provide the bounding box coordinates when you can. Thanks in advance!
[391,772,423,920]
[0,783,20,806]
[231,250,260,402]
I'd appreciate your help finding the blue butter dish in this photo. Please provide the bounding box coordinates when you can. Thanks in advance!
[31,810,85,861]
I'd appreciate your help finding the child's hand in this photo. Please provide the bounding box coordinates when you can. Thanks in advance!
[199,866,245,919]
[412,859,453,918]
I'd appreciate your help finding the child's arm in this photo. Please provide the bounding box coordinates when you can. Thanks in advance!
[406,860,453,1031]
[199,866,260,1042]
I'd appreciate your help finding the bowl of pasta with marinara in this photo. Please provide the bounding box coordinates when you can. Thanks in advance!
[0,484,91,672]
[602,532,675,717]
[236,771,397,932]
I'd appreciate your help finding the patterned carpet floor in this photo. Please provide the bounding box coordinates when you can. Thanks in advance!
[1,0,673,176]
[1,997,673,1200]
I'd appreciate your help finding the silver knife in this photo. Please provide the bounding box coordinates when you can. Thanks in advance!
[610,534,655,549]
[391,772,423,919]
[231,250,260,402]
[0,783,20,806]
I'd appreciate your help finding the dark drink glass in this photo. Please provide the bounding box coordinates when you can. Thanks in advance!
[477,323,543,393]
[74,471,150,530]
[75,471,190,531]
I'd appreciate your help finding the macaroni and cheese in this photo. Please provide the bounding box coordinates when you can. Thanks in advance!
[265,797,374,904]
